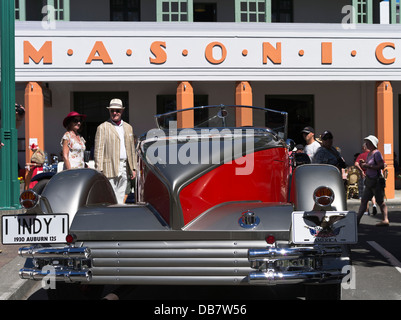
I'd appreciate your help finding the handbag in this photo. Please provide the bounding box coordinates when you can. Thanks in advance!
[372,151,386,189]
[378,174,386,189]
[31,148,45,165]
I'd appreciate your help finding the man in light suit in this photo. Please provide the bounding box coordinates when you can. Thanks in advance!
[94,98,137,203]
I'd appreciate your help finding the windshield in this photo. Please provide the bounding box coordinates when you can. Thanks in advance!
[155,105,288,140]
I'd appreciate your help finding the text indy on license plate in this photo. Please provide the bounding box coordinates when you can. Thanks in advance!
[2,214,69,244]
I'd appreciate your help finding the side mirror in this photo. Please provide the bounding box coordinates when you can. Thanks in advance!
[286,139,296,152]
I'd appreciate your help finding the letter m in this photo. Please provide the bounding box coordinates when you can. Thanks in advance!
[24,41,52,64]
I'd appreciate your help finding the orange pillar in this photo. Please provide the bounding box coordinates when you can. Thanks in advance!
[176,81,194,128]
[24,82,45,165]
[376,81,394,199]
[235,81,253,127]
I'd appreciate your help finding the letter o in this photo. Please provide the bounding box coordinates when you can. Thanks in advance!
[205,42,227,65]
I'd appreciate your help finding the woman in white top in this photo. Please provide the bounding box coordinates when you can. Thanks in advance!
[61,111,87,170]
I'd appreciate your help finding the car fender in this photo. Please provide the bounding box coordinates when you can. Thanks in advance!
[40,168,117,225]
[292,164,347,211]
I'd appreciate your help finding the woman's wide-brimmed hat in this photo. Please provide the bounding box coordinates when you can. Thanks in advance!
[63,111,87,128]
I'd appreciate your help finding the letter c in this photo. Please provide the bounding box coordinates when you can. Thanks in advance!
[376,42,395,65]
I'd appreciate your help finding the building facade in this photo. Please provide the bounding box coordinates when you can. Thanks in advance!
[13,0,401,198]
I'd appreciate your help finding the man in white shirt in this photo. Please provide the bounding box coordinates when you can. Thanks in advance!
[301,126,321,161]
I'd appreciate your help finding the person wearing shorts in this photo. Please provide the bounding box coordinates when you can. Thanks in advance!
[356,135,389,226]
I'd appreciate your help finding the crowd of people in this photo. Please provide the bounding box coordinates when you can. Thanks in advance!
[2,101,393,228]
[298,126,390,227]
[2,102,394,227]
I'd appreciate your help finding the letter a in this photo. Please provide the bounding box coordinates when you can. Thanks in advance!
[86,41,113,64]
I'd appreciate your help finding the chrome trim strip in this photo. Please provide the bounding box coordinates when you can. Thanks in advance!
[248,246,342,261]
[19,268,92,282]
[248,270,344,285]
[19,246,91,259]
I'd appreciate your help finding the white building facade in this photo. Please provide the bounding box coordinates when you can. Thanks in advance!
[14,0,401,197]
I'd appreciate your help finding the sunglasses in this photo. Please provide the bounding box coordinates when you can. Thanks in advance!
[72,118,82,123]
[109,109,122,113]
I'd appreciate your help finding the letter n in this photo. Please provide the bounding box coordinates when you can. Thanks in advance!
[263,42,281,65]
[24,41,52,64]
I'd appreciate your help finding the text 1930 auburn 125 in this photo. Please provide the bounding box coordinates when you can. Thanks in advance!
[2,105,357,300]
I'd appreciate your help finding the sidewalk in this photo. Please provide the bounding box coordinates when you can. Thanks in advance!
[0,189,400,300]
[0,208,41,300]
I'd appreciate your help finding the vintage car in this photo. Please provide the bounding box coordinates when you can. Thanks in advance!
[3,105,357,300]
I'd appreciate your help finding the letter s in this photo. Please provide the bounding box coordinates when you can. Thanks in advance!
[150,41,167,64]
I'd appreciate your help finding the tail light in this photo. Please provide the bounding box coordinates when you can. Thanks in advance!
[313,186,334,207]
[20,190,40,209]
[265,235,276,245]
[66,234,76,244]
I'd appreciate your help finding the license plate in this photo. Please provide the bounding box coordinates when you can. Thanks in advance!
[292,211,357,244]
[2,214,69,244]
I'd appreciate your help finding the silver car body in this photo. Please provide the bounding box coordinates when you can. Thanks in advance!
[15,106,357,297]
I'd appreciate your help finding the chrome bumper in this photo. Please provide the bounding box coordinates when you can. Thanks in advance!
[19,246,90,259]
[19,268,91,282]
[248,246,346,285]
[18,246,92,283]
[17,242,348,285]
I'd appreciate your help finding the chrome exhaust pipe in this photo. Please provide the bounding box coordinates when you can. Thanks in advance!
[19,268,92,282]
[248,247,342,261]
[248,270,343,285]
[19,246,91,259]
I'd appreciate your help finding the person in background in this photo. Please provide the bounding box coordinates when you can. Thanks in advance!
[355,142,377,215]
[61,111,87,170]
[15,103,25,129]
[301,126,321,161]
[357,135,389,226]
[312,130,347,171]
[295,144,304,153]
[94,98,137,204]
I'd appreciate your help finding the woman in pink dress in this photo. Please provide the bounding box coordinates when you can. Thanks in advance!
[61,111,87,170]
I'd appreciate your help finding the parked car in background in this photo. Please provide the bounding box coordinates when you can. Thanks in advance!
[4,105,357,300]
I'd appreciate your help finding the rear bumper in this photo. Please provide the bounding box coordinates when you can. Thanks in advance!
[18,241,349,286]
[248,246,347,285]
